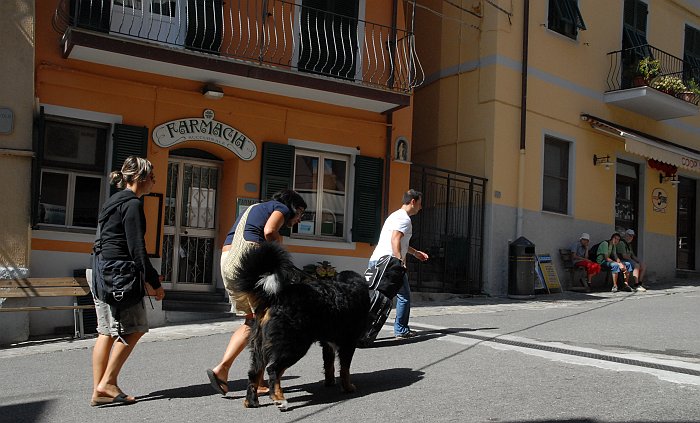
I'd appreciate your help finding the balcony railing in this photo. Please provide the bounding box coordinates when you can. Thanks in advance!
[54,0,424,93]
[606,44,700,105]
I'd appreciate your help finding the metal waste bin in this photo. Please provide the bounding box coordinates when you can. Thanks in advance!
[508,237,536,299]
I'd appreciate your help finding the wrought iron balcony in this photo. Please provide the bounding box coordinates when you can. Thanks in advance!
[605,44,699,120]
[53,0,424,112]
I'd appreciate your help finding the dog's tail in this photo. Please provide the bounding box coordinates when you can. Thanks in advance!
[232,242,298,312]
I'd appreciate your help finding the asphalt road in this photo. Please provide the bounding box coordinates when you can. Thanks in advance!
[1,281,699,422]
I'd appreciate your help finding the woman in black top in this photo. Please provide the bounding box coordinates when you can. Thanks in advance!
[91,156,165,406]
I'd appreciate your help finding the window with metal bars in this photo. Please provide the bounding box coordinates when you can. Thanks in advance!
[547,0,586,40]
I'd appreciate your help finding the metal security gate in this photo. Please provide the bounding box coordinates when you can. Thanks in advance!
[409,164,486,294]
[161,158,220,291]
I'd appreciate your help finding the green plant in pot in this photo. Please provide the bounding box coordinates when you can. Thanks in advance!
[650,75,687,95]
[684,79,700,105]
[636,57,661,85]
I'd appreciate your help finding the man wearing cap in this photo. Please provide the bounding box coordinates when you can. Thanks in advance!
[617,229,647,291]
[570,233,601,290]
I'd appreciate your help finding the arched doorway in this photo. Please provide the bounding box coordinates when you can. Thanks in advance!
[161,149,222,292]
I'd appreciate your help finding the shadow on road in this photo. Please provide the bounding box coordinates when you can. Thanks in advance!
[280,367,424,411]
[0,399,55,423]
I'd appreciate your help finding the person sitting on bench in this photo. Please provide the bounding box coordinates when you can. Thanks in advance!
[595,233,634,293]
[570,233,601,288]
[617,229,647,292]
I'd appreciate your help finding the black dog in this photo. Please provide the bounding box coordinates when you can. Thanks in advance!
[232,242,405,410]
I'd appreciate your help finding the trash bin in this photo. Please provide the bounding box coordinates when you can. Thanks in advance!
[508,237,536,299]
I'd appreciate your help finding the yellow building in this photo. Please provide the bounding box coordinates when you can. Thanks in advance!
[1,0,422,342]
[412,0,700,295]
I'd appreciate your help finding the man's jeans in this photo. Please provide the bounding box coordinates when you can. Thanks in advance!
[368,259,411,336]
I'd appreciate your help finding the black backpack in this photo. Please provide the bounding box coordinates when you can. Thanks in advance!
[587,242,602,262]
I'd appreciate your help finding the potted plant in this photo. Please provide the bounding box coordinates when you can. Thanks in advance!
[650,74,687,95]
[303,261,337,280]
[682,79,700,105]
[636,57,661,86]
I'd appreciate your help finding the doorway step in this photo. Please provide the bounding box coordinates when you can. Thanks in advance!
[675,269,700,279]
[162,290,233,322]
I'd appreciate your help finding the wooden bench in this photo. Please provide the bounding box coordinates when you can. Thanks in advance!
[0,277,94,338]
[558,249,613,292]
[558,249,590,292]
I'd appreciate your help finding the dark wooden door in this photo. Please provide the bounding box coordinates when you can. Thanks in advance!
[677,176,696,270]
[615,160,639,238]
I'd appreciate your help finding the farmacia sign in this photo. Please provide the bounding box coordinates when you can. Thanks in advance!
[152,109,257,160]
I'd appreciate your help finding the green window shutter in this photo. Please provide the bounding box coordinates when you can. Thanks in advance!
[112,124,149,172]
[111,124,149,195]
[260,142,295,200]
[352,155,384,244]
[30,107,46,228]
[260,142,295,236]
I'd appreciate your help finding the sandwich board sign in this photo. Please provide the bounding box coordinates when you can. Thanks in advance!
[536,253,561,293]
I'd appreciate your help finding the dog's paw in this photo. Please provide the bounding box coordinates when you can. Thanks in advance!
[243,398,260,408]
[324,377,336,387]
[341,383,356,393]
[274,399,289,411]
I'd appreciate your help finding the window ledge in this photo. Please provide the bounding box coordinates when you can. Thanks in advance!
[540,210,573,218]
[32,227,96,242]
[285,237,356,250]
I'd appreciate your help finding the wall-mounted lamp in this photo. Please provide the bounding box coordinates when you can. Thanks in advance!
[202,83,224,100]
[659,173,680,187]
[593,154,612,170]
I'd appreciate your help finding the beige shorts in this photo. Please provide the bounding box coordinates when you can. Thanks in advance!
[94,297,148,337]
[220,241,258,316]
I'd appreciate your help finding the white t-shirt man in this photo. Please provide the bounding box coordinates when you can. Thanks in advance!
[370,208,412,262]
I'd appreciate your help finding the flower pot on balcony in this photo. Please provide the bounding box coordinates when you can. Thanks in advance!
[632,76,647,87]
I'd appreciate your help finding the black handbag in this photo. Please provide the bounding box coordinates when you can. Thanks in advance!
[91,209,145,310]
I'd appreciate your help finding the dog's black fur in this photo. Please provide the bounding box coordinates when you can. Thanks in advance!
[233,242,405,410]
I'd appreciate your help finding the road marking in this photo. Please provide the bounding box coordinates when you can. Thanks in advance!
[410,322,700,386]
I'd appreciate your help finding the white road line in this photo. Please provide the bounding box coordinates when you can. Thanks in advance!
[409,322,700,386]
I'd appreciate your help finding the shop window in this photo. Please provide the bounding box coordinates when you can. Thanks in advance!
[542,136,570,215]
[547,0,586,40]
[260,142,382,243]
[36,117,108,229]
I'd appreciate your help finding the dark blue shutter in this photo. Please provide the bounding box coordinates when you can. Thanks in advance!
[352,155,383,243]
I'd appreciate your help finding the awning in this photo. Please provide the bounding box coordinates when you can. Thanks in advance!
[581,114,700,172]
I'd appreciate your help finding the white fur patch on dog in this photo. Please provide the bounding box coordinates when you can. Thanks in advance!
[256,273,281,295]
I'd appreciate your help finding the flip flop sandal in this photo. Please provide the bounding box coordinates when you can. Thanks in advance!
[90,393,136,406]
[206,369,228,396]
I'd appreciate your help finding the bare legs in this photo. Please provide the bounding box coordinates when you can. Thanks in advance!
[92,332,144,402]
[210,320,268,396]
[210,323,251,394]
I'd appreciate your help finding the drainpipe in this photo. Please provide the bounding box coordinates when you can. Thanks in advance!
[516,0,529,237]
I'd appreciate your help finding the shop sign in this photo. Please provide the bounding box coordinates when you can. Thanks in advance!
[652,188,668,213]
[153,109,257,160]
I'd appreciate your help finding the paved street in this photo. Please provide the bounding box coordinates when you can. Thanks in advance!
[1,280,700,422]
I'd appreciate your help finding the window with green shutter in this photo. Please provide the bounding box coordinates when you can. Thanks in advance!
[34,114,112,229]
[352,156,383,244]
[259,142,384,243]
[547,0,586,40]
